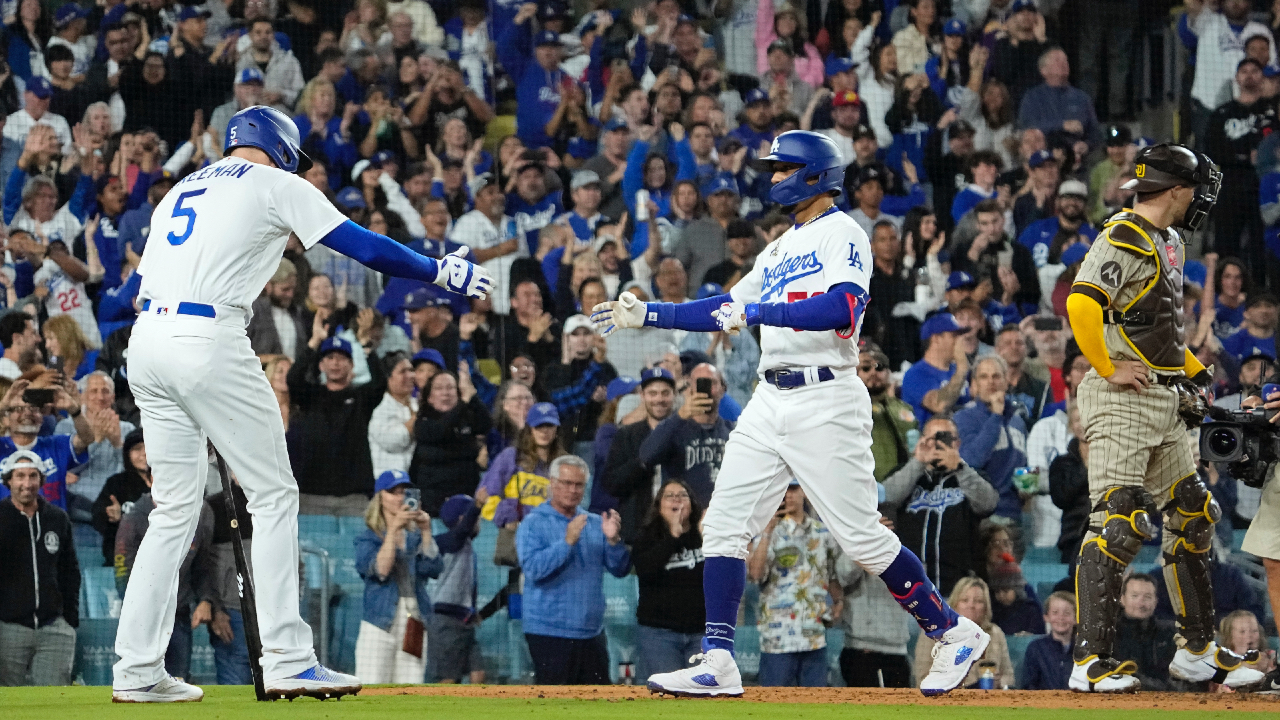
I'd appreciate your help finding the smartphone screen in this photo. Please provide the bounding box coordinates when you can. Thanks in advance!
[696,378,712,396]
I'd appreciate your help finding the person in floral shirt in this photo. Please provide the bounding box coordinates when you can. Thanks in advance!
[746,480,843,687]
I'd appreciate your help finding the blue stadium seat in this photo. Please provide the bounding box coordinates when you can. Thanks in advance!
[1023,546,1059,564]
[298,514,339,537]
[1005,634,1036,678]
[80,567,119,620]
[1021,562,1069,588]
[1234,529,1248,552]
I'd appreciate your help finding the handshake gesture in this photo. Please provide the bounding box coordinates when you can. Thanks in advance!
[434,247,494,299]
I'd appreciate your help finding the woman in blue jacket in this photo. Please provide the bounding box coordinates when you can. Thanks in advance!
[353,470,443,684]
[622,125,696,255]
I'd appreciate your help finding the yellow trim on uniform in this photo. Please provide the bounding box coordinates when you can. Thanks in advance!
[1105,223,1184,373]
[1081,536,1124,565]
[1102,219,1157,256]
[1184,348,1205,378]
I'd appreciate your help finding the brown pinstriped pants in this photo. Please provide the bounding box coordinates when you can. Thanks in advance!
[1076,370,1197,536]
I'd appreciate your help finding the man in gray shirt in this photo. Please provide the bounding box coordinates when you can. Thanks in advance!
[674,174,741,297]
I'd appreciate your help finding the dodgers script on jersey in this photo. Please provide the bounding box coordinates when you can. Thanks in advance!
[136,157,347,311]
[729,210,871,371]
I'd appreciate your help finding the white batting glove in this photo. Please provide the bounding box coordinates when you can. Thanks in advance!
[712,300,747,335]
[434,247,495,299]
[591,291,647,337]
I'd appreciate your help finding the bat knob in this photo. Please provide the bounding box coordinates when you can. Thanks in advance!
[231,519,239,528]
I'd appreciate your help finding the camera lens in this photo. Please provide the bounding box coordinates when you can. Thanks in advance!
[1206,428,1239,458]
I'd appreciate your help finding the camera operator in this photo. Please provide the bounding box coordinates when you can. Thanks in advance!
[1236,382,1280,692]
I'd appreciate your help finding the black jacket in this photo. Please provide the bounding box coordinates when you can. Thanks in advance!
[637,414,733,509]
[0,497,79,628]
[96,325,139,426]
[882,458,996,596]
[951,234,1041,309]
[286,342,387,497]
[409,396,492,514]
[1049,439,1090,564]
[603,419,659,544]
[543,357,619,444]
[632,522,705,633]
[1114,613,1177,691]
[247,296,308,358]
[90,431,150,565]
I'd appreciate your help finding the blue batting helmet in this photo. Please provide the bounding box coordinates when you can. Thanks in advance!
[225,105,312,173]
[754,130,844,207]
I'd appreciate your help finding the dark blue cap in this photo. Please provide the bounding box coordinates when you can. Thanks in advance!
[335,186,366,210]
[604,116,629,132]
[526,402,560,427]
[374,469,413,494]
[535,30,562,46]
[640,367,676,388]
[716,134,744,153]
[372,149,396,166]
[607,376,640,401]
[1059,243,1088,267]
[26,76,52,99]
[744,88,769,106]
[947,270,976,290]
[567,136,594,159]
[696,282,724,300]
[1244,346,1278,363]
[440,494,474,527]
[236,67,265,85]
[55,2,89,27]
[319,336,354,359]
[944,18,966,35]
[824,55,855,76]
[411,348,447,369]
[539,1,569,20]
[404,287,443,310]
[701,173,739,198]
[1266,64,1280,78]
[920,312,966,340]
[1028,149,1055,169]
[176,4,211,22]
[1010,0,1037,12]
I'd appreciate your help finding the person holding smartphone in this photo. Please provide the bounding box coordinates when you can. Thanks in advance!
[636,363,733,508]
[353,470,442,684]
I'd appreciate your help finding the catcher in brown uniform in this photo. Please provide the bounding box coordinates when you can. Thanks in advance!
[1064,144,1265,693]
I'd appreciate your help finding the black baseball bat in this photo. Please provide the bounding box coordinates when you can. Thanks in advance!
[214,450,270,701]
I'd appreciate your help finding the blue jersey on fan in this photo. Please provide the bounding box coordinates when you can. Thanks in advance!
[0,434,89,510]
[902,360,959,426]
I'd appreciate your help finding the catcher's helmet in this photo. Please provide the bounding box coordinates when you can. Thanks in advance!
[1122,143,1220,231]
[754,130,845,207]
[225,105,312,174]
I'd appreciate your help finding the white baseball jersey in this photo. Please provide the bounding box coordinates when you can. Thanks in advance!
[34,258,101,348]
[729,209,871,372]
[137,157,347,311]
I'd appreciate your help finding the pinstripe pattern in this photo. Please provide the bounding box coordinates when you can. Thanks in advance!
[1076,370,1195,528]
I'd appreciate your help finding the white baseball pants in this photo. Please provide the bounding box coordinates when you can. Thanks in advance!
[702,371,901,573]
[113,309,317,689]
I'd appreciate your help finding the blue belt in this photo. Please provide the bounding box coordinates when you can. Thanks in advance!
[140,299,216,318]
[764,367,835,390]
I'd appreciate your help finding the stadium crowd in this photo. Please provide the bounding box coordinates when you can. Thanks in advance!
[0,0,1277,693]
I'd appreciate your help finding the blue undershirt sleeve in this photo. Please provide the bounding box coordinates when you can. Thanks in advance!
[643,294,729,332]
[319,219,440,284]
[746,282,866,332]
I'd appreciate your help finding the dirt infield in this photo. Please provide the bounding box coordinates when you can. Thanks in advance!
[363,684,1280,711]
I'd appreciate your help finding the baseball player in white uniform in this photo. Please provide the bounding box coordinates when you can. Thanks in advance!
[110,106,493,703]
[593,131,989,697]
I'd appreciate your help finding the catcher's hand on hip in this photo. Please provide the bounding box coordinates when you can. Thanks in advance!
[712,300,747,335]
[434,247,495,299]
[591,291,646,337]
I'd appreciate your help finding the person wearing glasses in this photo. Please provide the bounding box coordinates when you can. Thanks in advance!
[881,416,998,596]
[632,479,705,680]
[0,375,93,510]
[515,455,630,684]
[858,347,917,483]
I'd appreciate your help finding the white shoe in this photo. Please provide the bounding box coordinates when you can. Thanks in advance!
[1068,657,1142,693]
[1168,643,1266,690]
[647,648,744,697]
[919,616,990,696]
[265,664,362,700]
[112,676,203,703]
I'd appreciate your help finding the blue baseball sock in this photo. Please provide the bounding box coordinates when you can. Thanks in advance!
[879,546,959,639]
[702,556,746,653]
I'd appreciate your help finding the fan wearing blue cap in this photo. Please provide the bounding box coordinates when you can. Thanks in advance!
[352,469,442,683]
[475,402,565,526]
[901,312,969,426]
[727,87,776,156]
[497,3,569,151]
[595,132,991,696]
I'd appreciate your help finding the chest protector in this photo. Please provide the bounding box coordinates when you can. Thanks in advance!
[1102,212,1186,371]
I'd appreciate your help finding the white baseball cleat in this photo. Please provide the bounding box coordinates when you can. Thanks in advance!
[647,648,744,697]
[111,675,203,703]
[918,616,990,696]
[265,664,362,700]
[1068,657,1142,693]
[1168,642,1266,690]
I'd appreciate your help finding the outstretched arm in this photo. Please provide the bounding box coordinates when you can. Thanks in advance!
[319,219,493,298]
[592,292,729,335]
[740,282,866,332]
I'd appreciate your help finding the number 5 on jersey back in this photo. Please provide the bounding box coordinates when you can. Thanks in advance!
[167,189,207,246]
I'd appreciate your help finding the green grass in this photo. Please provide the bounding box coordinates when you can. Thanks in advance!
[0,686,1251,720]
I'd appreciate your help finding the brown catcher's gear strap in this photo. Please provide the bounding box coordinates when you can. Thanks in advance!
[1161,473,1222,653]
[1074,486,1157,663]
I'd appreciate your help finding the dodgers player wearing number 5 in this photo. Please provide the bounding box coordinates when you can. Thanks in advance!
[110,106,494,703]
[592,131,989,697]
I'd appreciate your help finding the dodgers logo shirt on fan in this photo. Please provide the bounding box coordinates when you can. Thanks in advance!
[0,436,90,509]
[728,208,871,371]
